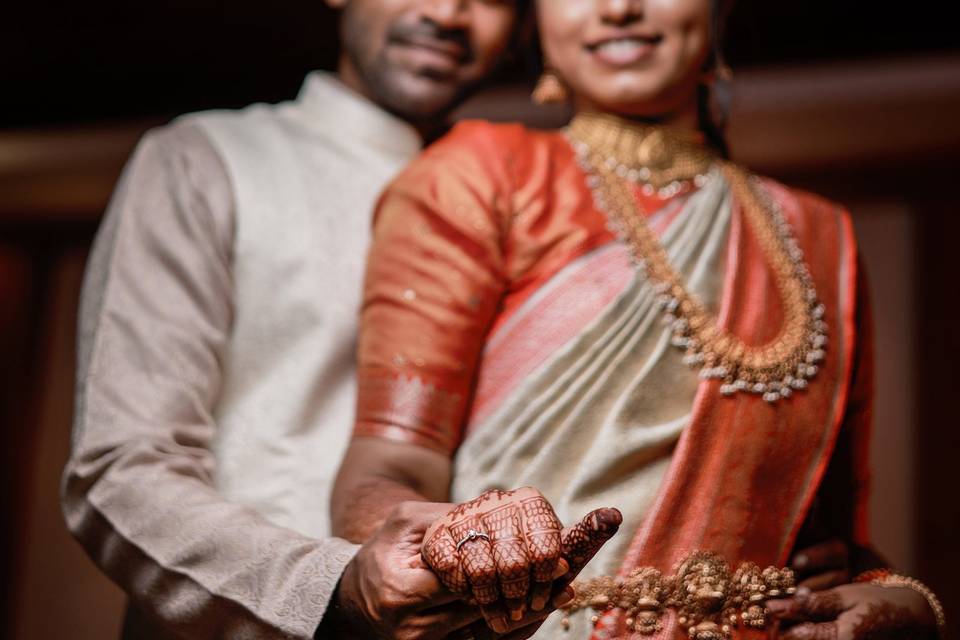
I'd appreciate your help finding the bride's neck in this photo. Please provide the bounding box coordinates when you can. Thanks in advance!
[572,96,701,134]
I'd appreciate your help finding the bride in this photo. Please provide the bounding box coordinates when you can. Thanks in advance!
[331,1,943,638]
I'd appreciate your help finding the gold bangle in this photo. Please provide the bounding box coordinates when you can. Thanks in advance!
[856,571,947,638]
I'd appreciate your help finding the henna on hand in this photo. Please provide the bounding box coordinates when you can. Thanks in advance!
[782,621,840,640]
[424,526,470,596]
[486,499,531,605]
[452,514,501,606]
[771,583,940,640]
[851,601,927,640]
[426,489,563,632]
[560,507,624,575]
[421,487,622,635]
[520,495,563,612]
[769,590,848,623]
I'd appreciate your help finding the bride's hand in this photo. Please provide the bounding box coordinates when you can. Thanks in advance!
[767,582,939,639]
[789,539,851,591]
[421,487,621,635]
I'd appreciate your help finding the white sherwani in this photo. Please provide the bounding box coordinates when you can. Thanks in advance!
[62,72,422,639]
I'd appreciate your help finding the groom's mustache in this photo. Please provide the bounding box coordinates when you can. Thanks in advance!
[388,18,474,65]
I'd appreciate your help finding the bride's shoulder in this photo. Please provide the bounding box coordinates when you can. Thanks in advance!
[751,172,851,223]
[426,120,561,163]
[747,172,855,254]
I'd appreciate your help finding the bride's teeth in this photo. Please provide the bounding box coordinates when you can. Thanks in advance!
[598,39,642,53]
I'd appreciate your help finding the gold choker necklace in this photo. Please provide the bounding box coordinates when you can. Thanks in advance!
[566,112,827,402]
[567,112,714,194]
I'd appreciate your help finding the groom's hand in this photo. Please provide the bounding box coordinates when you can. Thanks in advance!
[322,500,566,639]
[421,487,622,635]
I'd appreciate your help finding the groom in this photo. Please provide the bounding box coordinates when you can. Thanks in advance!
[59,1,567,638]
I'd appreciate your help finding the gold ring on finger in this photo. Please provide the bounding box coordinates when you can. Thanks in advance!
[455,529,491,552]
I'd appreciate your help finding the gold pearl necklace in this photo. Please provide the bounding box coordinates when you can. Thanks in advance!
[567,112,827,402]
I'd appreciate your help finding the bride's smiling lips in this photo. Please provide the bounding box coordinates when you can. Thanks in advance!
[584,30,664,67]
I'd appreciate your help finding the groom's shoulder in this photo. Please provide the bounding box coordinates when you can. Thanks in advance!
[176,97,291,130]
[173,99,292,149]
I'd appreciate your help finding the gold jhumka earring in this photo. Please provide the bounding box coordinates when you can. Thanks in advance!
[532,69,569,105]
[704,51,734,129]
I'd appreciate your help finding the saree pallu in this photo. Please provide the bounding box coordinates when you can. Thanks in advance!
[354,122,872,640]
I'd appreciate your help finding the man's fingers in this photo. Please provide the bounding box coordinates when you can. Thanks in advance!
[417,601,485,638]
[767,589,848,623]
[450,596,556,640]
[447,622,491,640]
[482,503,530,621]
[444,577,574,639]
[553,585,575,609]
[798,569,851,591]
[406,563,465,608]
[791,539,849,577]
[449,617,547,640]
[528,581,553,614]
[559,507,623,576]
[423,527,470,597]
[445,588,573,639]
[519,494,563,612]
[498,622,546,640]
[780,622,840,640]
[479,602,510,635]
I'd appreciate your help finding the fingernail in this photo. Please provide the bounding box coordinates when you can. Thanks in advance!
[792,553,809,569]
[553,586,575,608]
[796,585,812,598]
[491,617,509,634]
[510,605,525,621]
[593,508,623,531]
[531,595,547,612]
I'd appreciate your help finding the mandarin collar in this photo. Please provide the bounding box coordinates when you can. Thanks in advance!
[296,71,423,159]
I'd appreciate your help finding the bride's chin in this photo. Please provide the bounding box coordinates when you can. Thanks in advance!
[571,79,700,124]
[575,93,674,120]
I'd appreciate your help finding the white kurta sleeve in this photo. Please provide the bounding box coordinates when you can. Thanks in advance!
[61,122,358,639]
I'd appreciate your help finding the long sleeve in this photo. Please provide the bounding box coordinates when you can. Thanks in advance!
[61,123,357,640]
[354,122,516,455]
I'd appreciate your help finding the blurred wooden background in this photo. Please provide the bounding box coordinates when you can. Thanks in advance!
[3,2,960,638]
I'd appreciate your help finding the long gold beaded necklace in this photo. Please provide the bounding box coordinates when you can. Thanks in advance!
[566,112,827,403]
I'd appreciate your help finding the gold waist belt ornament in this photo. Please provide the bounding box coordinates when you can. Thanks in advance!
[560,551,797,639]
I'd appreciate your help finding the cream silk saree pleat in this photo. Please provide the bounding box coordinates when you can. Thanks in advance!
[451,175,733,640]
